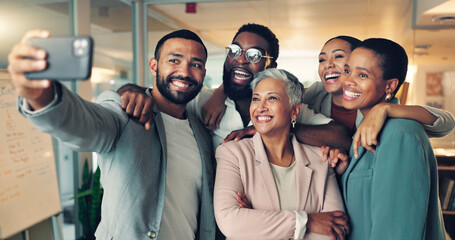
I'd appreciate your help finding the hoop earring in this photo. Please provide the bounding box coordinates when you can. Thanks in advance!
[291,119,296,128]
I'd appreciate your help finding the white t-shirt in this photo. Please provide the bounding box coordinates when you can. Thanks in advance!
[158,113,202,240]
[270,161,297,211]
[187,88,332,151]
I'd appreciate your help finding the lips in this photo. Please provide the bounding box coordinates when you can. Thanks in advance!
[324,72,341,84]
[231,68,252,85]
[171,79,193,90]
[343,89,361,101]
[255,115,273,122]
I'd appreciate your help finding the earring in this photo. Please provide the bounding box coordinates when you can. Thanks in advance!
[385,93,393,102]
[291,119,296,128]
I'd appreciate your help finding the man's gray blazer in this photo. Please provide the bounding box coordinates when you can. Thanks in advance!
[19,83,217,240]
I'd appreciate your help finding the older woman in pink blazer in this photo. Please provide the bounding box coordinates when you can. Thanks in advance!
[214,68,349,240]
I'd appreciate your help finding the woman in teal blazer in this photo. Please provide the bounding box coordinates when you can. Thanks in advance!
[339,38,447,239]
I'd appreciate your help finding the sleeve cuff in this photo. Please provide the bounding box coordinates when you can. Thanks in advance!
[294,210,308,239]
[20,82,59,115]
[145,87,153,97]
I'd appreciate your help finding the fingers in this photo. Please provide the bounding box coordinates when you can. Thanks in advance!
[236,192,251,208]
[352,131,360,159]
[221,131,236,145]
[20,29,50,44]
[329,149,341,168]
[215,109,225,129]
[331,225,345,240]
[320,146,329,162]
[206,114,217,133]
[139,99,153,122]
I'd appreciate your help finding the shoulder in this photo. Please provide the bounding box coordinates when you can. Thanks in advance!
[216,137,254,156]
[292,136,325,166]
[197,87,215,106]
[380,118,425,139]
[95,90,122,105]
[376,118,431,159]
[303,82,328,102]
[305,81,326,94]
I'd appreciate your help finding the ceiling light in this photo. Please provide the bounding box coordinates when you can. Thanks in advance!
[432,15,455,24]
[415,44,431,49]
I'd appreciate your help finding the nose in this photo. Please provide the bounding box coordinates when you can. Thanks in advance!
[257,99,268,112]
[178,62,192,78]
[324,57,335,69]
[234,50,249,65]
[341,72,355,88]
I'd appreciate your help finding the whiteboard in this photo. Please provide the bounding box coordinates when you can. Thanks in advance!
[0,77,61,239]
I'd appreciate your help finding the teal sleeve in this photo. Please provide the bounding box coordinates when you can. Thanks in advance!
[370,124,430,240]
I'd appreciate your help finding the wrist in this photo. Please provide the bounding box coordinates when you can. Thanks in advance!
[375,102,391,116]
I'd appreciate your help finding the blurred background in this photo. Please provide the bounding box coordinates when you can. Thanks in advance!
[0,0,454,239]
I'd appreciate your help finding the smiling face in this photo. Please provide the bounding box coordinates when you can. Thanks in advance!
[250,77,298,137]
[223,32,271,101]
[151,38,206,105]
[340,47,391,115]
[318,38,353,95]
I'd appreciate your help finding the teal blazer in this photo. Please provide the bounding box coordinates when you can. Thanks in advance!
[341,118,446,240]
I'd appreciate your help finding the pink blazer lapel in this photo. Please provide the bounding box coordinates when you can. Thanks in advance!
[292,135,314,211]
[252,133,281,210]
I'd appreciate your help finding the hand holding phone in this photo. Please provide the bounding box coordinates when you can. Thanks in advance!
[25,36,93,81]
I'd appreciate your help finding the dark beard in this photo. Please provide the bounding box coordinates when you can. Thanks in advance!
[222,67,252,101]
[156,68,202,105]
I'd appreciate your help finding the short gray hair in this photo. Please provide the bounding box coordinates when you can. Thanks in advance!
[250,68,304,107]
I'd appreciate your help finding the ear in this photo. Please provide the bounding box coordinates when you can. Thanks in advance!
[385,78,399,95]
[291,103,301,121]
[266,61,277,69]
[149,58,158,77]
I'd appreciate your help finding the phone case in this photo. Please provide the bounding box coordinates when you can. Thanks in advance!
[25,36,93,80]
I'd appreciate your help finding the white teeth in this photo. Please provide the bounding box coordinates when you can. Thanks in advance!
[234,70,251,80]
[257,116,272,121]
[345,90,361,97]
[173,81,189,87]
[325,73,341,80]
[234,70,250,76]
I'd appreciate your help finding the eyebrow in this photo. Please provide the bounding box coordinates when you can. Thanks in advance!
[232,41,267,53]
[168,53,205,64]
[345,63,371,73]
[319,48,346,56]
[252,92,280,96]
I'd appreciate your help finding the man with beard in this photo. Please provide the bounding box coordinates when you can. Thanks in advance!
[120,23,351,152]
[8,29,220,240]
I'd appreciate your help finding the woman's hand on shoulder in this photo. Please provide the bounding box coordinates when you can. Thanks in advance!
[307,211,349,240]
[320,146,349,175]
[353,103,390,158]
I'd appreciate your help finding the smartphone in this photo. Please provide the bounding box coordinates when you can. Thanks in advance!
[25,36,93,80]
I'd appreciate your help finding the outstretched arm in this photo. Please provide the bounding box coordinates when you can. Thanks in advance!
[8,29,55,110]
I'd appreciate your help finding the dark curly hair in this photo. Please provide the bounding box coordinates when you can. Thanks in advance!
[232,23,279,64]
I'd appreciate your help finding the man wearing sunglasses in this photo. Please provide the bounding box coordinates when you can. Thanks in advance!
[119,23,351,152]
